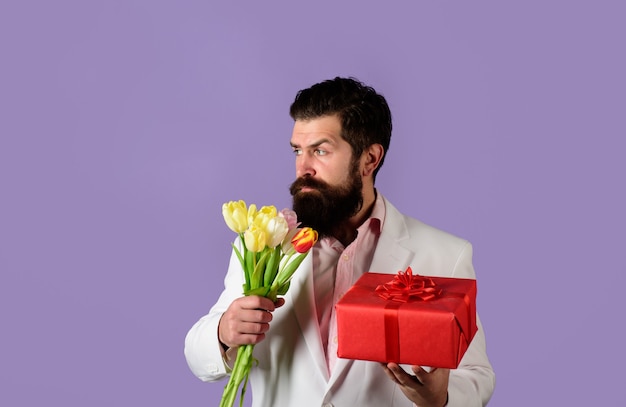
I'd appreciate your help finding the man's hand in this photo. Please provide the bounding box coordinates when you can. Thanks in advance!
[381,363,449,407]
[218,296,285,349]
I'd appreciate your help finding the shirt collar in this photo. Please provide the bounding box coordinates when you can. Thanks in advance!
[360,189,385,235]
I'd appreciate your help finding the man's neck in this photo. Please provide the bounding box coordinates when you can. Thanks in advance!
[331,188,377,246]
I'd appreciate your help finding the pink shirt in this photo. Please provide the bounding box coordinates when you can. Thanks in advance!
[312,193,385,374]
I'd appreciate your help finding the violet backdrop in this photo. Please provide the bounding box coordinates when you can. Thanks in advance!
[1,1,624,406]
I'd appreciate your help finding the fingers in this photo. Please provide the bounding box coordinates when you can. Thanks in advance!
[383,363,422,387]
[218,296,284,348]
[239,295,281,312]
[380,363,402,385]
[381,363,449,407]
[412,365,449,388]
[274,297,286,308]
[411,366,437,383]
[411,365,429,385]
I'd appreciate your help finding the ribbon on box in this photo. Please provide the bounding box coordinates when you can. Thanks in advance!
[374,267,448,363]
[375,267,442,302]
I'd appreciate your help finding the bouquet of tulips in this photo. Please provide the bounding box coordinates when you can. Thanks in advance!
[219,200,318,407]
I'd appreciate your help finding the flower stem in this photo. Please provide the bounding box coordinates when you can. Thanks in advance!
[219,344,255,407]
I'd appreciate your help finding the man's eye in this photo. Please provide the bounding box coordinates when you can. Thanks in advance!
[314,149,327,156]
[292,149,302,156]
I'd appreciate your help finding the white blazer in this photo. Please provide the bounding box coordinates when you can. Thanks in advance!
[185,195,495,406]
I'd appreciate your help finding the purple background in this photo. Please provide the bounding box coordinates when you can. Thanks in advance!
[1,1,624,406]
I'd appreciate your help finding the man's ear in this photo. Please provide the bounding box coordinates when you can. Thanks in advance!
[361,143,385,177]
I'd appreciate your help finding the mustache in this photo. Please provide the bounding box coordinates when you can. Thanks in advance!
[289,176,330,195]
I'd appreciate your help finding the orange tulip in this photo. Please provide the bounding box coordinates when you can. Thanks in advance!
[291,227,318,253]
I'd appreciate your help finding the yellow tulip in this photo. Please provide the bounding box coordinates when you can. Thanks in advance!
[258,205,277,219]
[244,224,267,252]
[222,200,248,233]
[246,204,258,226]
[253,206,276,229]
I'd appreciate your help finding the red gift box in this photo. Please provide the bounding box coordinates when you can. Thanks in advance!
[335,268,477,369]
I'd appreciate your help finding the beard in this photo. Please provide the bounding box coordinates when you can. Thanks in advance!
[289,161,363,239]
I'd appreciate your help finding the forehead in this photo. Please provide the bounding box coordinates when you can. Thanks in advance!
[290,115,344,145]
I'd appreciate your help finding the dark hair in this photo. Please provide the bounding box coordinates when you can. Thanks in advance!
[289,77,392,179]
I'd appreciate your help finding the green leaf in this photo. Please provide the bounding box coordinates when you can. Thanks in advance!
[231,242,248,291]
[263,247,281,286]
[277,281,291,295]
[245,246,255,289]
[250,249,270,289]
[275,252,308,286]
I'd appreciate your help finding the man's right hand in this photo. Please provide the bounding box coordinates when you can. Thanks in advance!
[218,295,285,349]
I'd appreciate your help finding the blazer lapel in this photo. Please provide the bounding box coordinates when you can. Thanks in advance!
[369,196,414,274]
[369,233,413,274]
[286,254,331,382]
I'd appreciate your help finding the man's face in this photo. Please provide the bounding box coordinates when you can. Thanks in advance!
[289,115,363,238]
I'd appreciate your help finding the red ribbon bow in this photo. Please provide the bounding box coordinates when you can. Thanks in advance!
[375,267,442,302]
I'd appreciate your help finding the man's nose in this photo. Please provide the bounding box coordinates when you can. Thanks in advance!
[295,154,316,178]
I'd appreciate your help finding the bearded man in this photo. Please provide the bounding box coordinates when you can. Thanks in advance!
[185,77,495,407]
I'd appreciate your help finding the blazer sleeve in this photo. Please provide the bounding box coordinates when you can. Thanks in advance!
[446,242,496,407]
[184,240,245,382]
